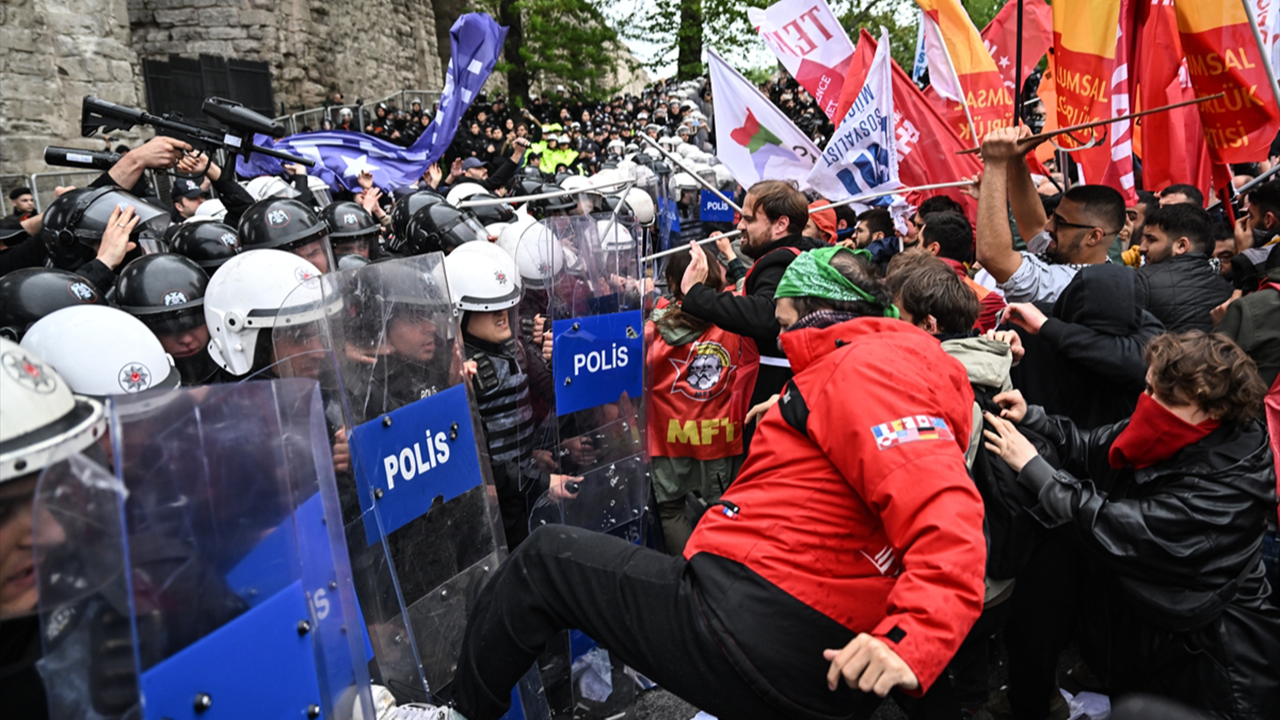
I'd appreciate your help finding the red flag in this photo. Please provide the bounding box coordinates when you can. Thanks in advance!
[980,0,1054,95]
[1175,0,1280,164]
[1051,0,1137,202]
[838,30,983,216]
[1133,0,1212,203]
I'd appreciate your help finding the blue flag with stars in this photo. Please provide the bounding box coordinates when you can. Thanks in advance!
[236,13,507,192]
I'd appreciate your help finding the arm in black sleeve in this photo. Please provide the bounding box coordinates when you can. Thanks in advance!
[483,157,519,192]
[1037,311,1162,389]
[288,174,314,208]
[1020,405,1127,481]
[0,236,50,276]
[680,277,781,346]
[211,174,257,229]
[74,258,117,294]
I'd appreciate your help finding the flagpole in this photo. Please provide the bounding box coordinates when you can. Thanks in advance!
[637,135,745,214]
[808,179,973,213]
[1014,0,1025,125]
[640,179,976,260]
[1241,0,1280,121]
[456,178,635,208]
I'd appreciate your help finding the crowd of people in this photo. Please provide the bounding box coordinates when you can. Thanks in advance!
[1,67,1279,720]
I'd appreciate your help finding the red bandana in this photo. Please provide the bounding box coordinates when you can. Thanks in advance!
[1108,392,1220,469]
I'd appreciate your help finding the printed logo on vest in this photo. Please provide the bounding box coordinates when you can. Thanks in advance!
[668,340,735,401]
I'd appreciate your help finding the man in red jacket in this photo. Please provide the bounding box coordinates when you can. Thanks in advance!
[447,248,988,720]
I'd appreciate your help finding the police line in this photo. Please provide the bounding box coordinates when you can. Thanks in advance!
[454,177,636,207]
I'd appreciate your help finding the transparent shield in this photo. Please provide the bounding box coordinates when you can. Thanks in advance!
[34,382,374,720]
[515,213,648,719]
[272,254,510,703]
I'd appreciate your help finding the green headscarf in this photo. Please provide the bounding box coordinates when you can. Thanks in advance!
[774,246,899,318]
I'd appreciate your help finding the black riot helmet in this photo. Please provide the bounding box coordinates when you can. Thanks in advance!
[114,253,219,385]
[0,268,108,341]
[403,202,488,256]
[509,176,545,200]
[40,187,171,270]
[114,253,208,333]
[238,197,333,273]
[388,190,446,253]
[528,183,578,220]
[169,220,242,272]
[468,193,516,226]
[321,200,380,259]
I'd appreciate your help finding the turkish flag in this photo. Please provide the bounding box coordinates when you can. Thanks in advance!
[838,29,983,218]
[1133,0,1212,203]
[981,0,1054,95]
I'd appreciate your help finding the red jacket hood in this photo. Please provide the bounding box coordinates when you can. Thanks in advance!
[780,317,936,374]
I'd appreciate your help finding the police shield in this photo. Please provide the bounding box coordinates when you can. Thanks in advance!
[516,212,649,719]
[271,254,510,703]
[33,381,374,720]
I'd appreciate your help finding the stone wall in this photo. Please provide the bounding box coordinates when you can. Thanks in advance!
[127,0,444,113]
[0,0,444,179]
[0,0,146,178]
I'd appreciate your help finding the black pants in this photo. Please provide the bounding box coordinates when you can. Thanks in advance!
[1004,532,1081,719]
[453,526,955,720]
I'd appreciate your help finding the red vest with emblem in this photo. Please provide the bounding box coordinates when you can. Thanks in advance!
[647,319,746,460]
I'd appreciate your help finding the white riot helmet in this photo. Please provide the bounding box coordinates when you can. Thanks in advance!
[244,176,301,201]
[192,198,228,221]
[485,222,511,240]
[446,182,489,207]
[444,242,521,312]
[607,139,625,154]
[597,218,636,252]
[203,249,324,377]
[0,338,106,482]
[658,135,680,150]
[676,143,699,159]
[560,175,602,215]
[21,305,181,396]
[713,165,737,191]
[514,222,567,288]
[623,187,656,225]
[629,164,656,190]
[496,215,537,259]
[669,172,700,196]
[590,168,628,195]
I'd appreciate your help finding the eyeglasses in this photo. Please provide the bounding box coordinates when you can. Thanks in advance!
[1050,213,1098,232]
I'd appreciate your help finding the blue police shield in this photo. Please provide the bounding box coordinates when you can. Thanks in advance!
[515,211,650,718]
[271,254,516,706]
[32,381,375,720]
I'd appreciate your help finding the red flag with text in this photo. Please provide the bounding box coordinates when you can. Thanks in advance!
[915,0,1014,146]
[981,0,1054,94]
[1174,0,1280,164]
[749,0,856,121]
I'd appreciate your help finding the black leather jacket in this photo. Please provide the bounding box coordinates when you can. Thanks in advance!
[1015,406,1280,718]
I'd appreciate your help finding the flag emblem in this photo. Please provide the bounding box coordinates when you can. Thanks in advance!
[870,415,954,450]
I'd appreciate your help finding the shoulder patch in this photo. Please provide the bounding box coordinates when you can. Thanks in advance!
[870,415,954,450]
[778,379,810,437]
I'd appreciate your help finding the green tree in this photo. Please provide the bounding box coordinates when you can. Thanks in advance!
[482,0,628,100]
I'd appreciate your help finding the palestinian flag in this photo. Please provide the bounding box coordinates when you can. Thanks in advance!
[709,50,822,190]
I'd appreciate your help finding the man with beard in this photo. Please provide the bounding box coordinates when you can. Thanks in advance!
[976,127,1125,304]
[678,180,825,425]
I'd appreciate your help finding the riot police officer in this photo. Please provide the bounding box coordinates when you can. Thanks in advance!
[0,268,108,341]
[114,253,220,385]
[238,197,334,273]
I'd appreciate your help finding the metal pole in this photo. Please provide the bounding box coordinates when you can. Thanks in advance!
[808,179,973,213]
[637,134,744,213]
[1235,163,1280,196]
[456,178,635,208]
[642,230,743,262]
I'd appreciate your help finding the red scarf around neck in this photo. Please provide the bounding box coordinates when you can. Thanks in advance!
[1108,392,1220,469]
